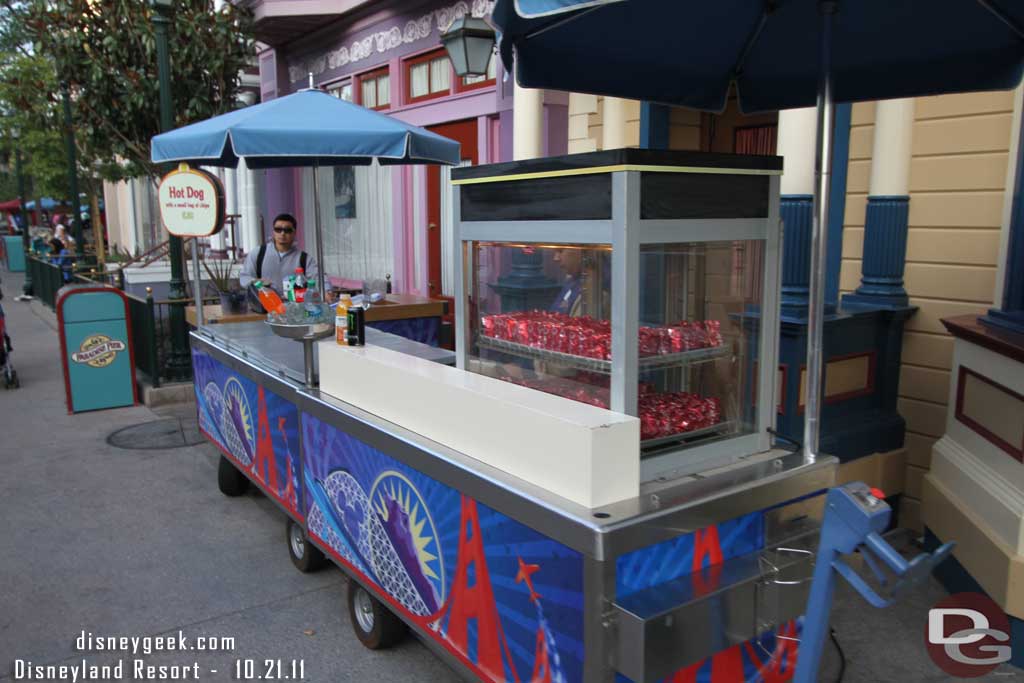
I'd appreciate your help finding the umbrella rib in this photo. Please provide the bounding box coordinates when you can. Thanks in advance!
[732,1,776,79]
[523,5,607,41]
[977,0,1024,40]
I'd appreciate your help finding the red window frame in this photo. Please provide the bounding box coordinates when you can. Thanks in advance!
[355,66,390,111]
[404,49,454,104]
[452,54,497,94]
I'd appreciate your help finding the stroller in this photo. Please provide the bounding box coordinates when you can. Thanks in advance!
[0,278,18,389]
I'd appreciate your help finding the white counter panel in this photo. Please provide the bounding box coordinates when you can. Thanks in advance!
[318,341,640,508]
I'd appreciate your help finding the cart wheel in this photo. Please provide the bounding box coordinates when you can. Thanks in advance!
[347,581,407,650]
[286,519,328,573]
[217,455,250,497]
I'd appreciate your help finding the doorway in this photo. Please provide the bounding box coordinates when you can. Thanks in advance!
[427,119,478,348]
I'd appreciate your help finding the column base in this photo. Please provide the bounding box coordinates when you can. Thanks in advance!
[842,291,910,309]
[982,308,1024,336]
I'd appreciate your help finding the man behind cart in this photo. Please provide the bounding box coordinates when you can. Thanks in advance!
[239,213,322,310]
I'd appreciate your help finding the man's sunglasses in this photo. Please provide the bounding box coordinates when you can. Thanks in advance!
[273,226,295,234]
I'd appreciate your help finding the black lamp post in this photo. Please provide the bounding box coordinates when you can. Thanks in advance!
[13,128,30,298]
[152,0,190,380]
[440,15,496,78]
[61,81,82,250]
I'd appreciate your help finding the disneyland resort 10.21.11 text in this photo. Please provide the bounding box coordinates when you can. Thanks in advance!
[9,631,310,681]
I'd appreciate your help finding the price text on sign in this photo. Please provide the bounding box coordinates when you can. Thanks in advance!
[158,163,225,237]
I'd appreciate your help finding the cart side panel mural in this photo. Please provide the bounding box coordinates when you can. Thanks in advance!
[615,511,764,598]
[615,512,800,682]
[613,620,801,683]
[301,413,585,683]
[192,349,302,518]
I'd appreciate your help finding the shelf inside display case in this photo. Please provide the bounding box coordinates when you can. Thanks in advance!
[477,334,731,373]
[640,420,736,449]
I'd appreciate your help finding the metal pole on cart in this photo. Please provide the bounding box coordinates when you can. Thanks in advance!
[802,2,836,465]
[192,237,203,327]
[312,162,326,301]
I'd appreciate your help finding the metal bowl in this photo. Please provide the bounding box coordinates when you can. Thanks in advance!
[265,304,335,341]
[266,319,334,341]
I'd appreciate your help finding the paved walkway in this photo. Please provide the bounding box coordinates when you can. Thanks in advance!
[0,267,1017,682]
[0,270,458,682]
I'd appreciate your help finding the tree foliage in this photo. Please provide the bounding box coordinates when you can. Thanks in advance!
[0,4,70,201]
[17,0,254,181]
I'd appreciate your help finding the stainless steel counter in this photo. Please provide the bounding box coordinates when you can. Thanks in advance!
[192,321,455,388]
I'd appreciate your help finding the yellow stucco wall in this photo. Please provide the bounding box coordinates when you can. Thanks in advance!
[568,94,644,152]
[839,90,1015,530]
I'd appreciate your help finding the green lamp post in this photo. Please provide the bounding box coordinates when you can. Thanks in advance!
[151,0,190,381]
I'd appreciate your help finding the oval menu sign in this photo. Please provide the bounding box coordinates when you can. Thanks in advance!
[158,163,225,237]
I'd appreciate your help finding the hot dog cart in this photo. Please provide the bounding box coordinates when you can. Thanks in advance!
[193,149,840,683]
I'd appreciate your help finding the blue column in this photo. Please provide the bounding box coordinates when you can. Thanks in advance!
[983,102,1024,335]
[780,195,814,319]
[826,104,852,308]
[843,196,910,308]
[639,102,670,149]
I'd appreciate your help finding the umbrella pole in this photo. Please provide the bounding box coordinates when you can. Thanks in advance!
[803,2,837,465]
[193,238,204,327]
[793,7,837,682]
[312,162,326,300]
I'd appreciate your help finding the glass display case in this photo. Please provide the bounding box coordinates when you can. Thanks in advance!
[452,150,782,479]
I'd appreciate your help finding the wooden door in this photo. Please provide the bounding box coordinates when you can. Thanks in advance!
[427,119,478,349]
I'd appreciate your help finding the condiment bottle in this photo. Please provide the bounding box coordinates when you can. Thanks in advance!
[335,294,351,345]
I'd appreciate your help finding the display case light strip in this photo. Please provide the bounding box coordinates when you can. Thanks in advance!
[451,164,784,185]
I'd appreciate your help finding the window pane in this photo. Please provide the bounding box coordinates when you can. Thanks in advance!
[462,54,496,86]
[377,74,389,106]
[361,79,376,108]
[410,63,429,98]
[430,56,450,93]
[340,84,352,102]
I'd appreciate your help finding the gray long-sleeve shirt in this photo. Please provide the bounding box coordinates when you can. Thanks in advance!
[239,245,319,293]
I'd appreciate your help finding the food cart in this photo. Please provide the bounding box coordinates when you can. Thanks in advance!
[191,148,838,683]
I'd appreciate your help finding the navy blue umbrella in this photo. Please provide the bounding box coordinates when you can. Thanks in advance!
[494,0,1024,113]
[150,88,461,300]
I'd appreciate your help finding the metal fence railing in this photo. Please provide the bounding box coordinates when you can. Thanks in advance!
[124,289,163,388]
[26,255,192,387]
[27,256,67,308]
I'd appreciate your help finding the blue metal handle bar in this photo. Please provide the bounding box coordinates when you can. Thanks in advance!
[793,483,956,683]
[864,531,910,574]
[832,557,893,608]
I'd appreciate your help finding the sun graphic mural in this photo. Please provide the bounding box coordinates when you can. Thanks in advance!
[369,471,445,607]
[221,377,255,466]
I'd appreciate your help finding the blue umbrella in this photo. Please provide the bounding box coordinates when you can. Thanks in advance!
[151,88,460,168]
[150,88,461,298]
[24,198,60,211]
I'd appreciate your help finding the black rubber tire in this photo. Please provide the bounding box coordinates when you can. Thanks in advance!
[347,580,407,650]
[11,371,18,388]
[286,519,328,573]
[217,455,250,497]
